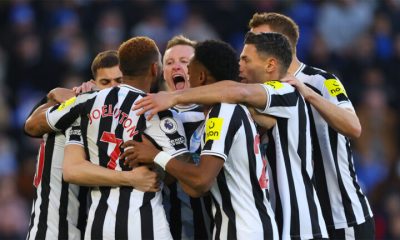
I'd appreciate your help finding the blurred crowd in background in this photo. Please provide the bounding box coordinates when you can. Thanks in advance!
[0,0,399,239]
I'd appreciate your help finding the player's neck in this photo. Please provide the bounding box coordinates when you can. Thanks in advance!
[287,56,302,75]
[123,76,152,93]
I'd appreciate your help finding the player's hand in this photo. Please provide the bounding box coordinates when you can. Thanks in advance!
[121,135,160,168]
[72,81,97,94]
[128,166,160,192]
[281,74,312,100]
[132,91,177,120]
[47,88,75,103]
[248,107,276,129]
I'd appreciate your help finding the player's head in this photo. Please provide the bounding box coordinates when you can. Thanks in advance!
[249,12,299,55]
[239,32,292,83]
[90,50,122,89]
[188,40,239,88]
[163,35,195,91]
[118,36,162,84]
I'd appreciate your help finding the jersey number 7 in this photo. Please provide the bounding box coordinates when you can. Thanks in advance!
[100,132,123,170]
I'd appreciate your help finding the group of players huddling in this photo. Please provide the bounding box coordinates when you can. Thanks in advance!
[24,12,374,240]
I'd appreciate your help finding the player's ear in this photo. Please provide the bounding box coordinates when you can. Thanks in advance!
[200,71,207,85]
[265,57,276,74]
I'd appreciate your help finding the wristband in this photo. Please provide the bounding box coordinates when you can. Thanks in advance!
[154,151,172,170]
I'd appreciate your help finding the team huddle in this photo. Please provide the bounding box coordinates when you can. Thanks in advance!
[24,12,374,240]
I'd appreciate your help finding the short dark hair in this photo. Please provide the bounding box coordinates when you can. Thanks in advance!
[166,35,196,50]
[249,12,299,53]
[244,32,292,76]
[194,40,239,81]
[118,36,160,77]
[91,50,119,79]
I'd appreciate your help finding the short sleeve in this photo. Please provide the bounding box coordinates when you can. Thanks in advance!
[256,81,300,118]
[321,78,354,110]
[65,118,84,147]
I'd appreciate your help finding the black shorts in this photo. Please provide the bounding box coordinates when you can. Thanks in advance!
[328,217,375,240]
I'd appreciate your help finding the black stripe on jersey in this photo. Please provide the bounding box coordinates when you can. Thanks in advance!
[92,88,119,238]
[35,133,56,240]
[217,170,236,239]
[305,83,322,96]
[190,197,209,240]
[212,194,222,240]
[27,190,38,239]
[156,110,186,150]
[337,93,349,102]
[298,97,322,237]
[58,179,69,240]
[91,187,111,239]
[346,138,371,219]
[97,87,120,168]
[307,101,335,227]
[77,187,88,239]
[269,91,299,108]
[277,119,300,237]
[223,106,241,157]
[54,103,85,132]
[302,65,335,80]
[328,128,357,224]
[169,182,182,239]
[141,192,155,240]
[203,104,221,151]
[239,107,274,239]
[81,97,96,160]
[114,91,138,239]
[266,130,282,235]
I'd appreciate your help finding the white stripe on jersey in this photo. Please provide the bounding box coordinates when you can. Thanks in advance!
[201,103,278,240]
[51,84,188,239]
[295,63,373,229]
[257,82,328,239]
[27,133,85,240]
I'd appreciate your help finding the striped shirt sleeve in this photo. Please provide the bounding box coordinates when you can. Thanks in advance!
[319,77,354,110]
[65,118,84,146]
[201,103,241,161]
[257,81,299,118]
[46,92,97,132]
[144,110,188,157]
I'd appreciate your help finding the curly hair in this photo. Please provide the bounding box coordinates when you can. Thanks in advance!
[249,12,299,53]
[244,32,292,76]
[118,36,160,77]
[194,40,239,81]
[91,50,119,79]
[166,35,196,50]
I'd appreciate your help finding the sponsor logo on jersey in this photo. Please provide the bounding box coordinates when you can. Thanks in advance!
[160,117,178,134]
[264,80,284,90]
[324,79,347,97]
[205,117,223,142]
[58,97,76,111]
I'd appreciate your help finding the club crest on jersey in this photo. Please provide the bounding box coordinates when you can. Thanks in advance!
[205,117,223,142]
[57,97,76,111]
[324,79,347,97]
[160,117,178,134]
[263,80,284,90]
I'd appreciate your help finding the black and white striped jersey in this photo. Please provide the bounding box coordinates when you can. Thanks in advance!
[201,103,278,240]
[26,97,87,240]
[257,81,328,239]
[46,84,188,240]
[295,63,373,230]
[164,104,211,240]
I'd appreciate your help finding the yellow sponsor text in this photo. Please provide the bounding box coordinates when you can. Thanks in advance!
[324,79,347,97]
[57,97,77,111]
[263,80,284,90]
[205,117,223,142]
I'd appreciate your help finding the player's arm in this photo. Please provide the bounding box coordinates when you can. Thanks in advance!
[134,81,268,119]
[121,138,223,197]
[25,88,75,137]
[63,145,160,191]
[283,75,361,138]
